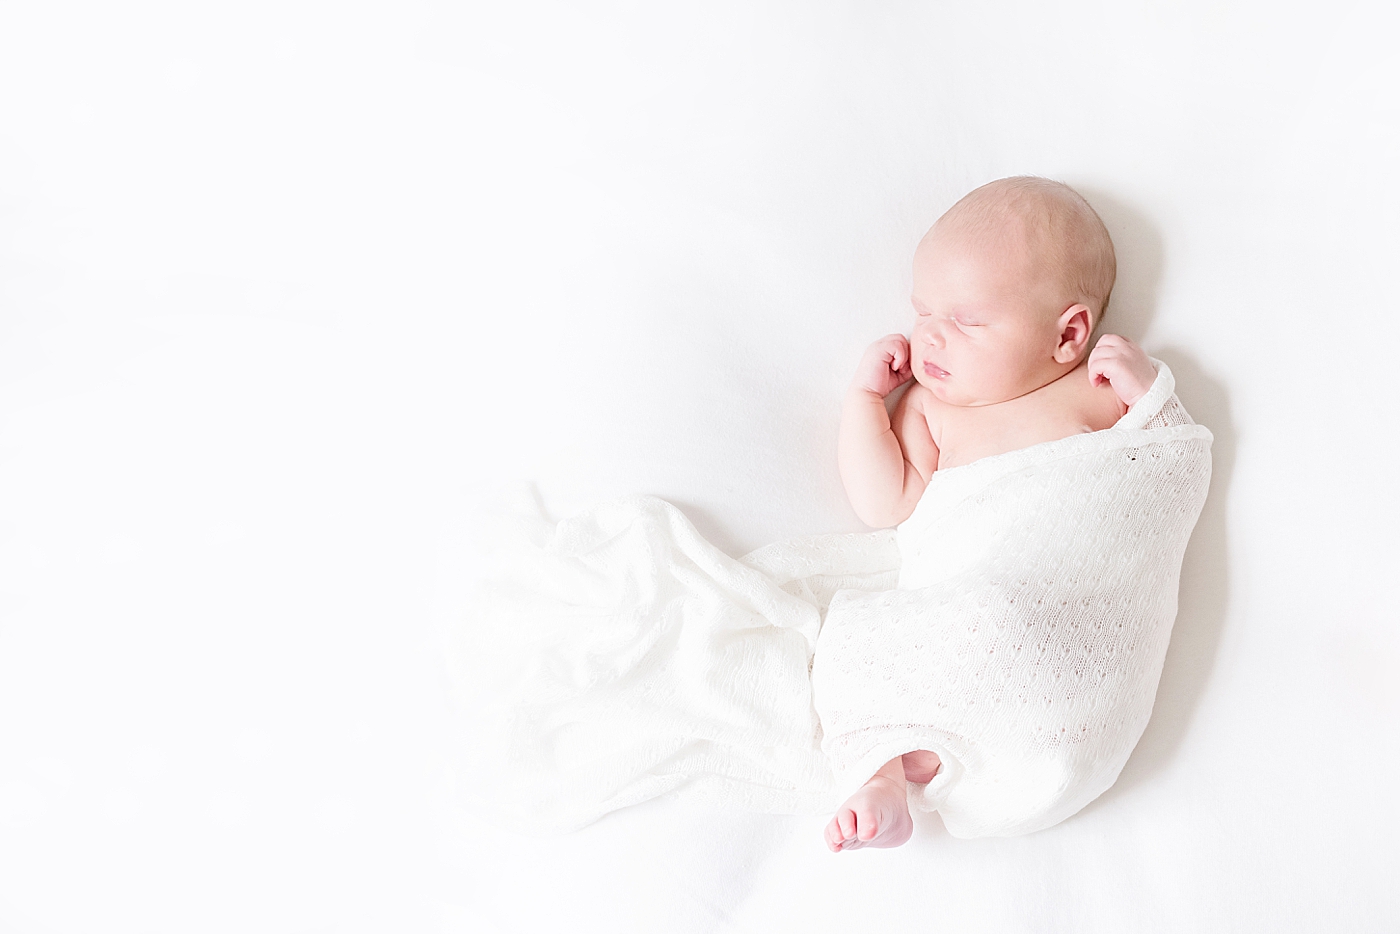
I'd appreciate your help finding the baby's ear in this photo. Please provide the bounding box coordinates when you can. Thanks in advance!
[1054,304,1093,364]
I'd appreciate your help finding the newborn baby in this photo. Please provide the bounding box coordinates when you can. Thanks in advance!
[826,176,1156,852]
[453,173,1208,846]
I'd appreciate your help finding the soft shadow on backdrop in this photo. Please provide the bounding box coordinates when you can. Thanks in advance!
[1076,187,1237,805]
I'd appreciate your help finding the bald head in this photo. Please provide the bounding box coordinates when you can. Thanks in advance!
[929,176,1117,327]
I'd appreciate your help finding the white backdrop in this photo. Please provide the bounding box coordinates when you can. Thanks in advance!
[1,2,1397,932]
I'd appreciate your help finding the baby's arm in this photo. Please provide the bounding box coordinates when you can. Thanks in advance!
[1087,334,1157,408]
[838,335,939,528]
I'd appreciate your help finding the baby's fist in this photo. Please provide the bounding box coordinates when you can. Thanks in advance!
[1087,334,1156,408]
[853,334,914,397]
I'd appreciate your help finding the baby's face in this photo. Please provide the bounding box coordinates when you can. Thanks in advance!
[909,227,1068,407]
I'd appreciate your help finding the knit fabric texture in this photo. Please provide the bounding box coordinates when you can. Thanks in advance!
[811,362,1212,835]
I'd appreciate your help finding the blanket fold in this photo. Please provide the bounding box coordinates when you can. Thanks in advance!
[447,360,1211,837]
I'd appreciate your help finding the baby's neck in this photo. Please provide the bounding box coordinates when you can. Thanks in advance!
[926,358,1122,472]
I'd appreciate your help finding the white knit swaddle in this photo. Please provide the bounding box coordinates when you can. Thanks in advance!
[447,361,1211,837]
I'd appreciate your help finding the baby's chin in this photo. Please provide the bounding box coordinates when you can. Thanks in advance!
[914,370,966,402]
[916,373,1010,408]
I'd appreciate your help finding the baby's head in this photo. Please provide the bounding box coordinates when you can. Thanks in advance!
[910,176,1116,406]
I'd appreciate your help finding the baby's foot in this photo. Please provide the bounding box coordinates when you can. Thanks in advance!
[824,775,913,852]
[901,749,942,784]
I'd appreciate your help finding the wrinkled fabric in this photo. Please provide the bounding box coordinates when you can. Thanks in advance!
[447,361,1211,837]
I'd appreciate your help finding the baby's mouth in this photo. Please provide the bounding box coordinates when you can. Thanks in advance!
[923,361,950,380]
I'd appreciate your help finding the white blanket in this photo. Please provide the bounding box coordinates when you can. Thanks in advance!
[447,361,1211,837]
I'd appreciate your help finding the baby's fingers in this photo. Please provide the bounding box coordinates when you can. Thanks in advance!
[1086,351,1111,386]
[889,341,908,371]
[1089,353,1132,389]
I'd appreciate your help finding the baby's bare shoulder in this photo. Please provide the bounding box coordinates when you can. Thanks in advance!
[900,380,938,410]
[1042,366,1129,432]
[892,381,942,470]
[896,381,942,430]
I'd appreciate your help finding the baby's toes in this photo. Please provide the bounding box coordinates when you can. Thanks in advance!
[856,810,881,842]
[837,808,858,842]
[824,819,845,852]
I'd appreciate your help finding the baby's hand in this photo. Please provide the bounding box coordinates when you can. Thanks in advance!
[852,334,914,397]
[1087,334,1157,408]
